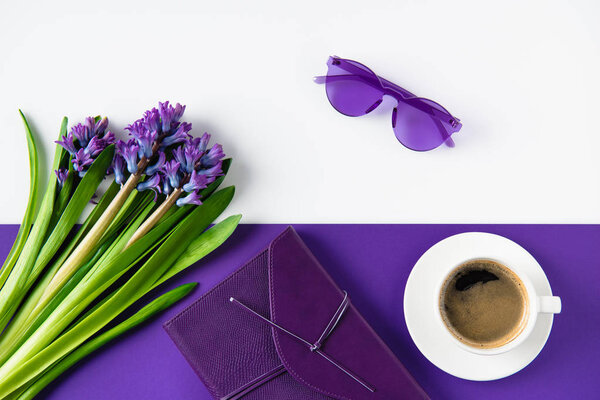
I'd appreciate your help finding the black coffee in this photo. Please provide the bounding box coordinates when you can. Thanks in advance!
[439,259,528,349]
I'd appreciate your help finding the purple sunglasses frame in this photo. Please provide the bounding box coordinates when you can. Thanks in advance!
[314,56,462,150]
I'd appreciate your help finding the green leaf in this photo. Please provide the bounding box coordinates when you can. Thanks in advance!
[0,119,67,334]
[0,187,235,394]
[14,283,197,400]
[0,192,157,365]
[0,190,198,379]
[0,111,42,291]
[47,161,75,234]
[0,182,120,364]
[32,144,115,281]
[152,214,241,288]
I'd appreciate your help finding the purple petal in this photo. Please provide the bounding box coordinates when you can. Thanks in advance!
[72,148,93,173]
[116,139,139,174]
[113,155,126,185]
[173,103,186,122]
[71,123,90,146]
[176,191,203,207]
[146,151,166,175]
[173,145,199,174]
[197,160,223,184]
[200,143,225,167]
[162,159,181,188]
[198,132,211,153]
[162,178,173,195]
[55,132,77,155]
[182,170,209,192]
[137,173,161,192]
[84,136,104,157]
[126,121,157,159]
[103,131,116,145]
[161,122,192,148]
[95,117,109,136]
[55,169,69,186]
[158,101,187,133]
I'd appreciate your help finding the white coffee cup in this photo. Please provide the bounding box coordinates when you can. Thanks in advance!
[435,257,561,356]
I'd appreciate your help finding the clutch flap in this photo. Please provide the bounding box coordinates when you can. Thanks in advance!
[268,227,428,400]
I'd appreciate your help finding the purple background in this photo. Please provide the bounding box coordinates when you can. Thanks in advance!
[1,224,598,399]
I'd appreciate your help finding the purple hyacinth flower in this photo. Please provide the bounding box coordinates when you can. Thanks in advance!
[55,169,69,186]
[173,145,201,174]
[116,139,139,174]
[84,136,104,157]
[158,101,186,133]
[95,117,109,136]
[162,178,172,195]
[72,123,91,146]
[197,160,223,184]
[200,143,225,167]
[127,121,157,159]
[198,132,211,153]
[73,148,94,175]
[113,155,126,185]
[103,131,116,145]
[142,108,161,133]
[176,191,203,207]
[137,173,161,193]
[158,101,175,132]
[161,122,192,148]
[182,170,209,193]
[55,132,77,155]
[146,151,166,175]
[173,103,186,122]
[85,116,97,134]
[162,159,181,189]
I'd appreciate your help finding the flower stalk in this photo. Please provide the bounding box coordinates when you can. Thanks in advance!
[125,188,182,248]
[40,171,140,306]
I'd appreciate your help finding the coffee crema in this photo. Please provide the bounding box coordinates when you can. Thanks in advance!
[439,259,529,349]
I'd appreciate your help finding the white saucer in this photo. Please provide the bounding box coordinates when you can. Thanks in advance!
[403,232,555,381]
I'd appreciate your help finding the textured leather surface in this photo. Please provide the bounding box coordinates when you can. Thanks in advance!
[164,249,329,400]
[164,226,428,399]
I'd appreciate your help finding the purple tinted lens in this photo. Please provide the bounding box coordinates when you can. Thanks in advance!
[392,100,452,151]
[325,61,384,117]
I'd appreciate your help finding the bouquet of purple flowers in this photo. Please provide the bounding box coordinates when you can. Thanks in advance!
[0,102,240,399]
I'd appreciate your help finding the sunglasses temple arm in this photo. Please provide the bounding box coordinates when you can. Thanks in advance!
[313,75,383,92]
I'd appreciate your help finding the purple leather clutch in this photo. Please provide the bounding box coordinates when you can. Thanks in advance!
[164,226,429,400]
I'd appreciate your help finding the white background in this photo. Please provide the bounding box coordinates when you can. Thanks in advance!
[1,0,599,224]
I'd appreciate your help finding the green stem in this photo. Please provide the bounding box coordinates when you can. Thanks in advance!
[15,283,197,400]
[35,172,141,313]
[124,188,182,248]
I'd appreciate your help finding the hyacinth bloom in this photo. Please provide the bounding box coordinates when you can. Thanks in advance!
[54,169,69,186]
[55,117,116,178]
[0,105,238,396]
[37,101,211,323]
[123,125,226,247]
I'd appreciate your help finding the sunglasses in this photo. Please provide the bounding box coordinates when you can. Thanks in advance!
[314,56,462,151]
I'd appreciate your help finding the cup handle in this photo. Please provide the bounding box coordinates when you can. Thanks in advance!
[538,296,561,314]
